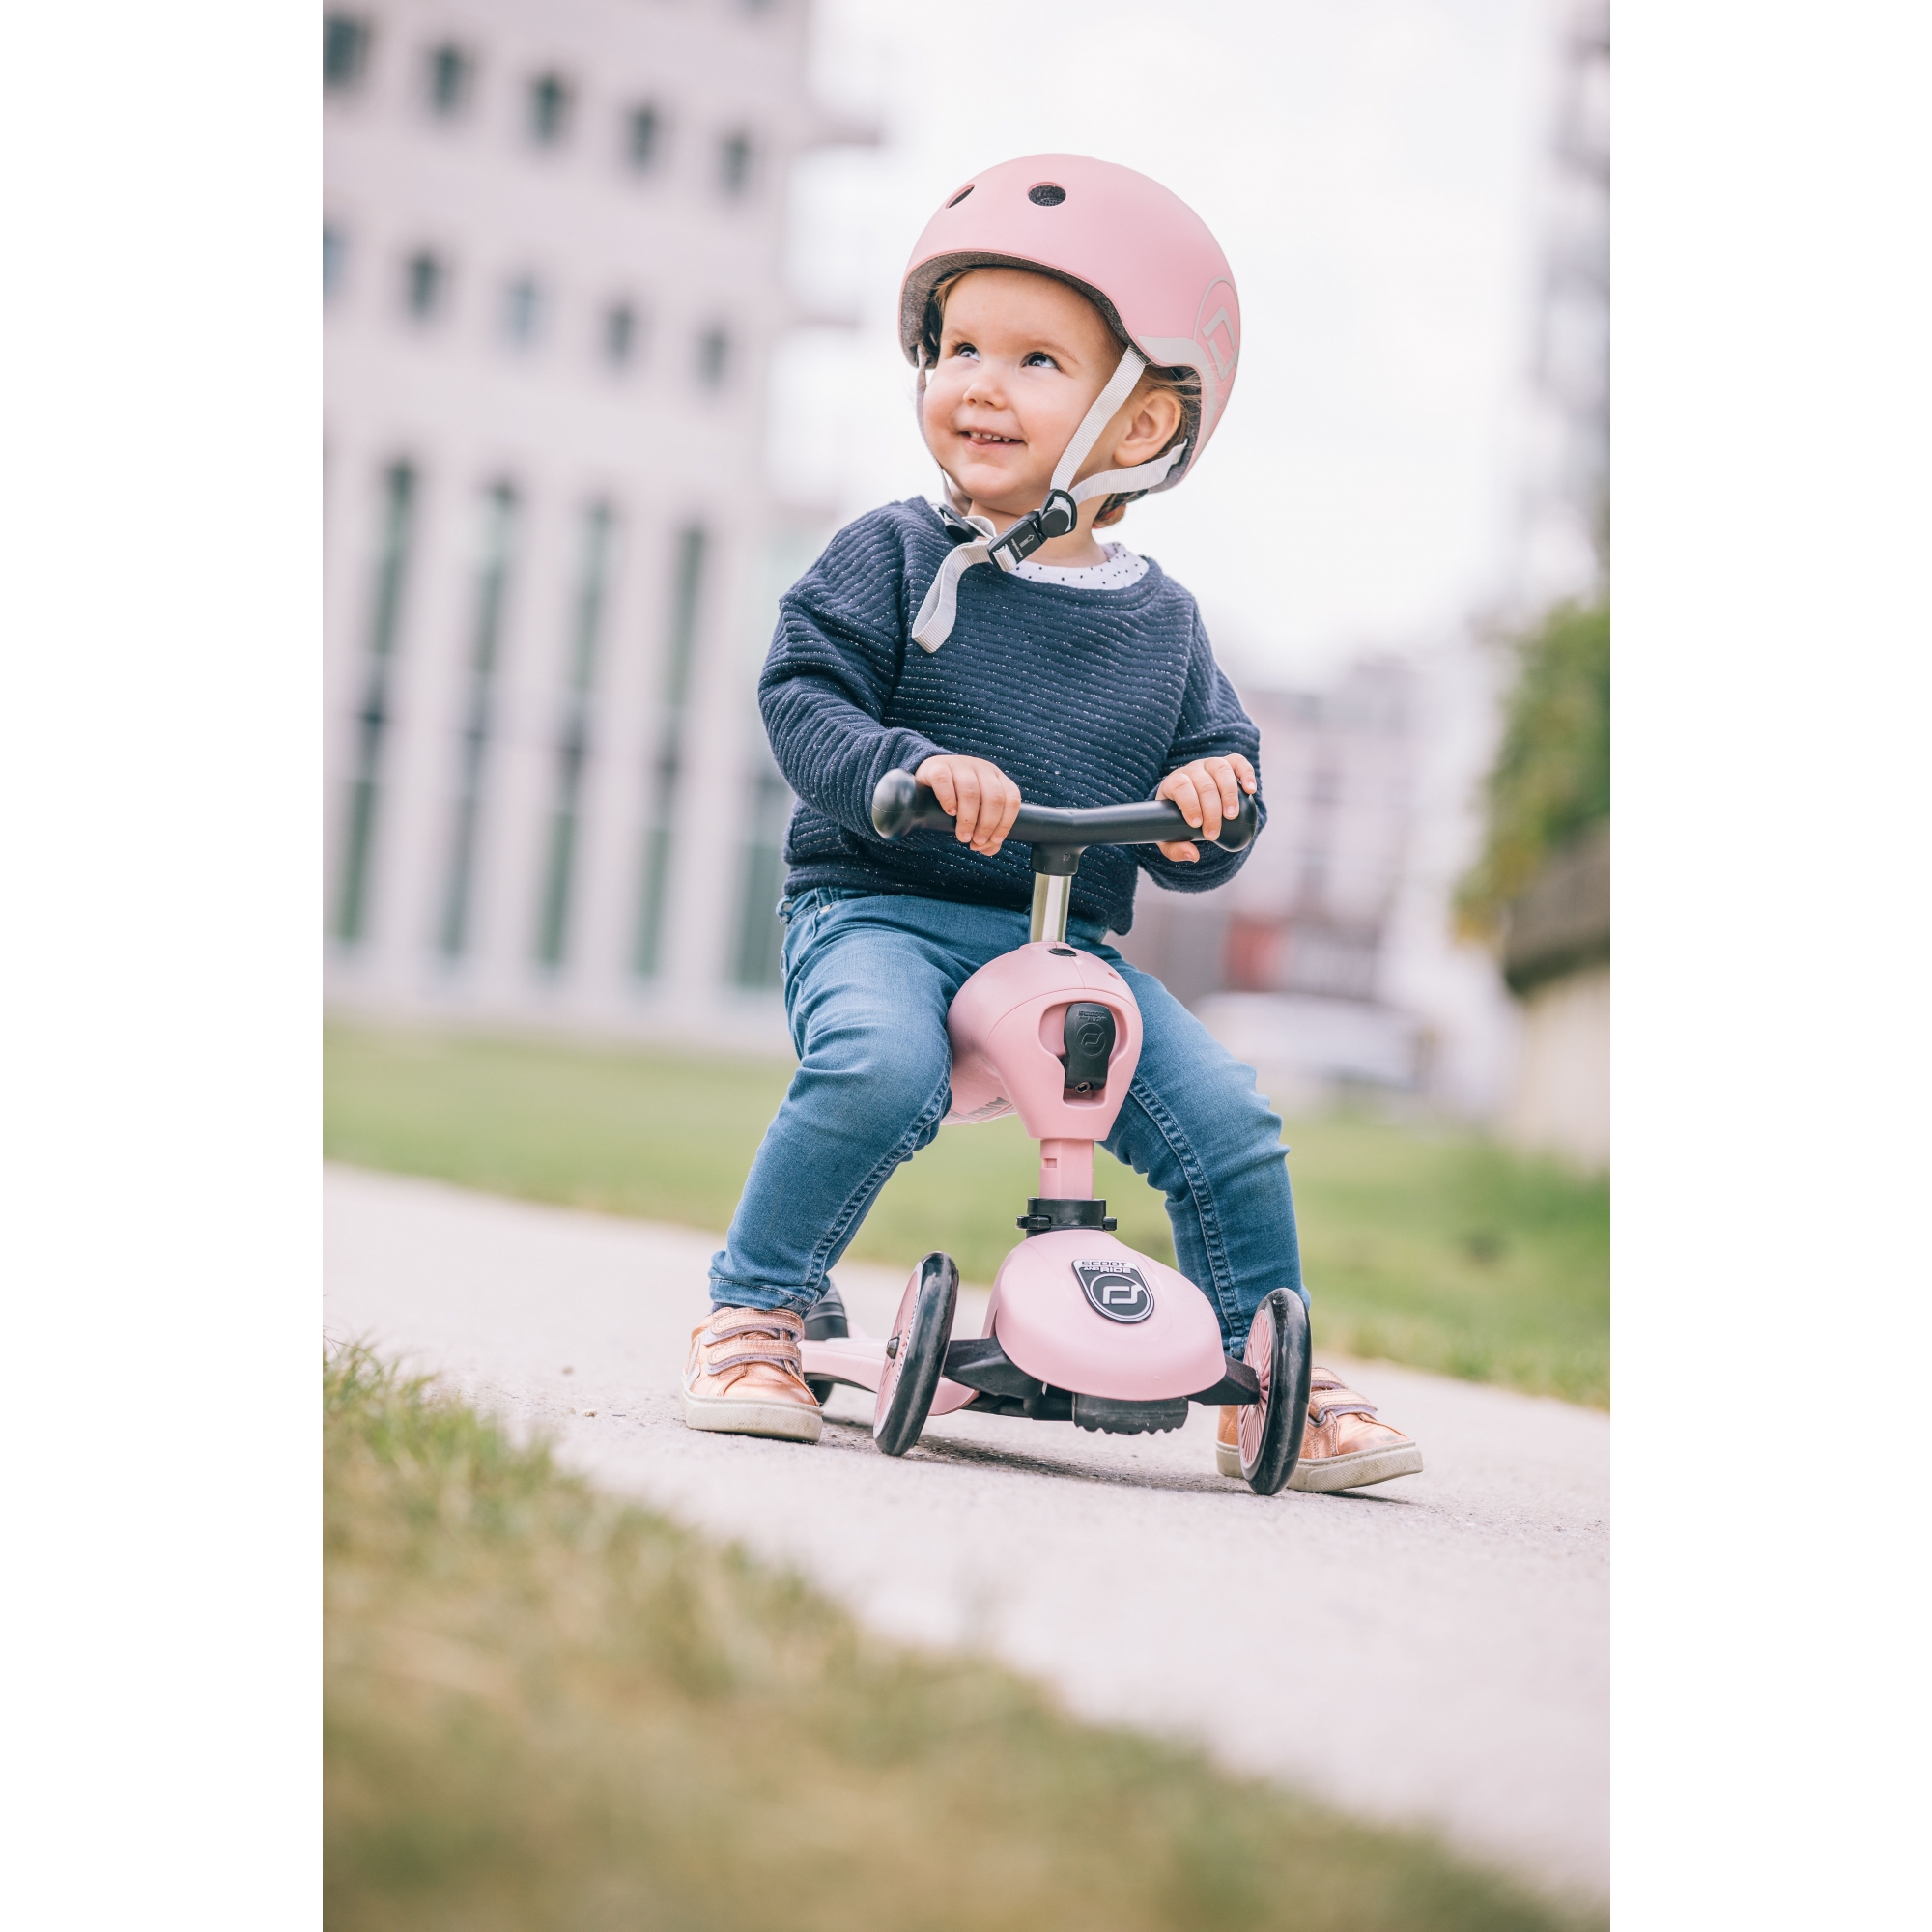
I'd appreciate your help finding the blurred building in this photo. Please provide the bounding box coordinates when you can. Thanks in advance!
[1516,0,1609,610]
[1119,655,1520,1118]
[1127,0,1614,1129]
[1501,822,1608,1164]
[1502,0,1609,1165]
[324,0,859,1045]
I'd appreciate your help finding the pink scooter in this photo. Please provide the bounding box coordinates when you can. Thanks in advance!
[799,769,1312,1495]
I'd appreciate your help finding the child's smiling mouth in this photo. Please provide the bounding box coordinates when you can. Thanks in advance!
[960,429,1023,446]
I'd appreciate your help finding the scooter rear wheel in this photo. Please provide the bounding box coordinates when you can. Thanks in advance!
[873,1252,959,1458]
[1238,1288,1313,1495]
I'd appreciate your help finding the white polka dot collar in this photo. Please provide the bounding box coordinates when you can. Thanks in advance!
[1010,540,1150,590]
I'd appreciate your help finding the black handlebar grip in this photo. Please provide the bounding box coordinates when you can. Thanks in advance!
[1205,788,1262,853]
[869,767,955,839]
[870,769,1259,851]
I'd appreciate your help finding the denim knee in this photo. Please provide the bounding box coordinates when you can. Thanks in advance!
[800,1012,951,1124]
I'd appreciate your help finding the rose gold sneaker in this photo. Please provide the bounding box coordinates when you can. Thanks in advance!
[1290,1368,1422,1492]
[1215,1403,1244,1479]
[680,1306,823,1444]
[1215,1368,1423,1491]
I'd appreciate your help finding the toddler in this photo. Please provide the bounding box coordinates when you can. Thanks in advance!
[683,155,1420,1493]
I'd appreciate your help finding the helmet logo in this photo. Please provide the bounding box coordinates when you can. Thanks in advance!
[1073,1260,1154,1325]
[1194,278,1239,383]
[1200,308,1236,379]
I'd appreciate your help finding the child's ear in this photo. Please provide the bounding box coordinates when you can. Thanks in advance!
[1114,386,1184,465]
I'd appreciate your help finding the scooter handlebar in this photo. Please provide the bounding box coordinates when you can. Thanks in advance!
[869,768,1260,854]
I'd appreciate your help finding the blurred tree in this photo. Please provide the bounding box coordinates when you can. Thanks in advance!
[1457,600,1609,941]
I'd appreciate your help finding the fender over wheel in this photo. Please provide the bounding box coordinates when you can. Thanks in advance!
[873,1252,959,1457]
[1238,1288,1312,1495]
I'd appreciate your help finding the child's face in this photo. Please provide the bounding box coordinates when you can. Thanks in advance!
[921,269,1127,518]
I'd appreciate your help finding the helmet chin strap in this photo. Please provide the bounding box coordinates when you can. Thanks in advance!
[911,346,1187,653]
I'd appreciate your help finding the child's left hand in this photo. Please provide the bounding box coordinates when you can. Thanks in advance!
[1154,754,1258,862]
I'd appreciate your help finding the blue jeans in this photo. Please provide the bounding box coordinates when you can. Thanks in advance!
[709,890,1306,1356]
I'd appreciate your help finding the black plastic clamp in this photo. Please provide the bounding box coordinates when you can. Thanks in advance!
[1016,1197,1117,1235]
[986,489,1079,571]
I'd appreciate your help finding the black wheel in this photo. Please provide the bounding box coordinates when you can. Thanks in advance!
[803,1281,850,1339]
[1238,1288,1312,1495]
[872,1252,959,1457]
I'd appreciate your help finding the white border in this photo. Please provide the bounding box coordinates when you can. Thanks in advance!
[0,3,318,1921]
[1617,3,1930,1920]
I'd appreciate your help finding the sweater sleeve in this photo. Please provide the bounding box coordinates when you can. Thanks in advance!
[1136,607,1267,895]
[757,513,951,841]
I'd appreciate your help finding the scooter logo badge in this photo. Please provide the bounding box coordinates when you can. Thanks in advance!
[1073,1260,1153,1324]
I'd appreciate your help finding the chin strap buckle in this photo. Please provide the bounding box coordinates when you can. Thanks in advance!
[986,488,1079,572]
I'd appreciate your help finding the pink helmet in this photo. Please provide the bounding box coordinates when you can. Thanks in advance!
[898,154,1242,497]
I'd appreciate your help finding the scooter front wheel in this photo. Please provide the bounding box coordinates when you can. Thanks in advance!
[873,1252,959,1458]
[1238,1288,1313,1495]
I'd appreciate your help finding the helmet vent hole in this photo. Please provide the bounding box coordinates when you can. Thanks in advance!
[1027,183,1066,207]
[947,184,975,208]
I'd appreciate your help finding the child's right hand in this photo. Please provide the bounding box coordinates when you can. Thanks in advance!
[914,754,1023,856]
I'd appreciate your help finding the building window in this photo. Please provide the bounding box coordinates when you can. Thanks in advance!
[601,301,640,369]
[625,104,663,172]
[696,325,730,390]
[537,504,617,969]
[440,483,520,960]
[324,14,371,91]
[334,462,418,946]
[718,129,754,197]
[732,761,792,989]
[502,275,544,347]
[426,43,472,116]
[404,250,447,320]
[324,224,346,299]
[527,72,573,146]
[635,526,706,978]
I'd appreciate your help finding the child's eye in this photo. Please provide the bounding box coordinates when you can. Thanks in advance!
[1022,351,1059,369]
[951,341,980,360]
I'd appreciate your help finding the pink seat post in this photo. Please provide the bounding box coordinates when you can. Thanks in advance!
[1037,1138,1095,1201]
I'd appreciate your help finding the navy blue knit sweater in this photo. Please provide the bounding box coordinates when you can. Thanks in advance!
[759,497,1264,936]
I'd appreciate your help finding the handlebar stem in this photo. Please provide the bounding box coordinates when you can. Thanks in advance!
[1030,872,1073,945]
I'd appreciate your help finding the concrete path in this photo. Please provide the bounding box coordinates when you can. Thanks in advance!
[325,1164,1608,1901]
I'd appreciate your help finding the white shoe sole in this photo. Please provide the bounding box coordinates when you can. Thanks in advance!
[1289,1442,1423,1492]
[681,1387,823,1444]
[1214,1439,1424,1489]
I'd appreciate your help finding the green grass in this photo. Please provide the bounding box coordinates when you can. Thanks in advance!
[325,1021,1607,1406]
[326,1345,1602,1932]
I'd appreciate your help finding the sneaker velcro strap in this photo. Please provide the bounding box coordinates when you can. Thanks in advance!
[1308,1375,1378,1426]
[702,1348,805,1375]
[1312,1398,1378,1427]
[707,1313,803,1344]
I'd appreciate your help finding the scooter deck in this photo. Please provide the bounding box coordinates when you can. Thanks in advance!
[800,1330,1259,1414]
[799,1333,978,1415]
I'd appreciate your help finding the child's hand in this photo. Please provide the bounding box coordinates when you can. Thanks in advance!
[1154,754,1258,862]
[914,754,1024,856]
